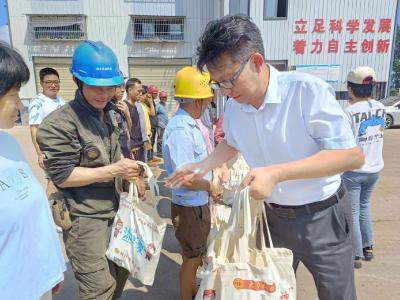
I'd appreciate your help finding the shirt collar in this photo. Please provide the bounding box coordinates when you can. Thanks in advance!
[38,93,59,102]
[240,64,282,112]
[74,89,110,119]
[175,108,197,126]
[264,65,281,104]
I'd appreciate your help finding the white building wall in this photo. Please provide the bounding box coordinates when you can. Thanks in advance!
[7,0,221,99]
[8,0,397,99]
[127,0,221,60]
[249,0,397,92]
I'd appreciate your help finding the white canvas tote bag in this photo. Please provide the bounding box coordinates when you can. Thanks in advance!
[106,162,167,286]
[196,187,296,300]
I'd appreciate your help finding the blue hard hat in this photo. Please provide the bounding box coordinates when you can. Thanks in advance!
[70,40,124,86]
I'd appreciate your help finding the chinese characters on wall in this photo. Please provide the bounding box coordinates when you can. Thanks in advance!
[293,18,392,55]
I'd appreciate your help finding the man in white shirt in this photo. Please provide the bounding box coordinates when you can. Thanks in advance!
[167,15,364,300]
[29,68,65,196]
[343,66,385,269]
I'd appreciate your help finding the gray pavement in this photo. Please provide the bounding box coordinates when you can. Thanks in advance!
[5,126,400,300]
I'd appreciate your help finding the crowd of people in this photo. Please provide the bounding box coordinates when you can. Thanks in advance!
[0,15,386,300]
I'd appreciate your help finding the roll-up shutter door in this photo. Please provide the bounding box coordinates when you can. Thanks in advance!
[128,57,192,118]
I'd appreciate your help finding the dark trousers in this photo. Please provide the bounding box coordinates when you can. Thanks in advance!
[156,127,165,156]
[264,191,356,300]
[148,127,157,160]
[63,217,130,300]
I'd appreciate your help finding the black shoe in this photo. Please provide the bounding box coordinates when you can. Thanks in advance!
[354,256,362,269]
[363,246,374,261]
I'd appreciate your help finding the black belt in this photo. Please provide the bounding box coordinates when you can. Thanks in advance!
[268,183,346,219]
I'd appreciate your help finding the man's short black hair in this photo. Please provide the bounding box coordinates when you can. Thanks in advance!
[0,42,30,97]
[348,82,374,98]
[39,67,59,82]
[197,15,265,71]
[125,78,141,93]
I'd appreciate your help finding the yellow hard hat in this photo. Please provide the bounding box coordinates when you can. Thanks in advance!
[174,66,214,100]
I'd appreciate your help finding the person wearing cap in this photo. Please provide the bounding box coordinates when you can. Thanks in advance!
[343,66,385,269]
[155,91,169,156]
[37,41,143,300]
[163,66,223,300]
[167,16,364,300]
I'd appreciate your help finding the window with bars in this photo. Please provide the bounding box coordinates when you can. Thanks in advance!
[264,0,288,19]
[267,60,288,71]
[229,0,250,16]
[28,15,86,41]
[131,16,185,41]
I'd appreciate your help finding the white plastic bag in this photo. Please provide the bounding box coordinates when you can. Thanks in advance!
[196,188,296,300]
[106,162,167,286]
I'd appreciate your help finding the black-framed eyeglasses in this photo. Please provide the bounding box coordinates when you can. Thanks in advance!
[209,56,251,90]
[43,80,60,85]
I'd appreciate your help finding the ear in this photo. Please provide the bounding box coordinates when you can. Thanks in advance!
[347,85,352,94]
[251,53,265,73]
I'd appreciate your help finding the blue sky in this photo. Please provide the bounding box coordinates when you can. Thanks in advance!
[0,0,7,26]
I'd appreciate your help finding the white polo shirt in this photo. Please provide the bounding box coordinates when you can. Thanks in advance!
[223,66,356,206]
[29,93,65,125]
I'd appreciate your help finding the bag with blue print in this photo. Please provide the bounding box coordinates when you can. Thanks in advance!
[106,161,167,286]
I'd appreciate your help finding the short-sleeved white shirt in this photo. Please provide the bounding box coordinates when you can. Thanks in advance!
[0,131,66,299]
[223,65,356,206]
[28,93,65,125]
[345,100,385,173]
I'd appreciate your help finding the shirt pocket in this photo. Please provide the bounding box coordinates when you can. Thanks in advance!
[193,132,208,160]
[80,141,108,167]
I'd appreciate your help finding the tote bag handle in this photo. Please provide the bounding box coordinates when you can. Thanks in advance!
[260,202,274,249]
[128,161,160,207]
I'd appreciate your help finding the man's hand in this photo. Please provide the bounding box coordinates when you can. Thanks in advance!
[210,181,223,202]
[52,281,64,295]
[214,164,231,185]
[240,166,281,200]
[166,162,207,188]
[116,100,129,116]
[136,177,146,199]
[38,153,45,169]
[145,95,154,106]
[112,159,142,182]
